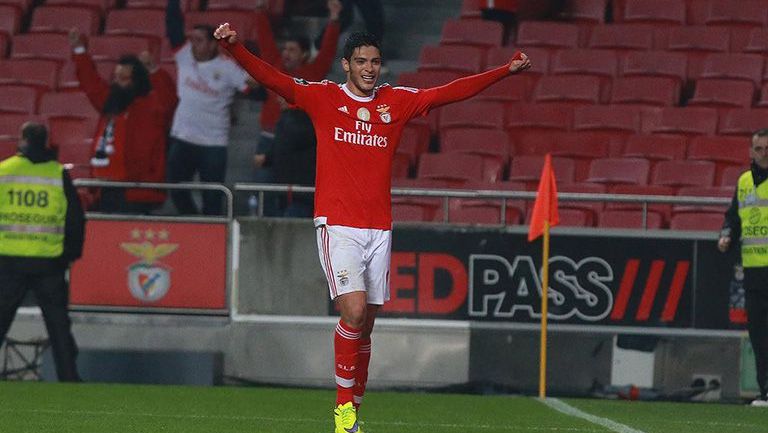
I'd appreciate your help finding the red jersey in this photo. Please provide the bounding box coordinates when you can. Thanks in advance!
[223,41,512,229]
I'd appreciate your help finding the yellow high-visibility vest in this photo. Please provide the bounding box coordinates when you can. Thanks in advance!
[0,155,67,258]
[737,170,768,267]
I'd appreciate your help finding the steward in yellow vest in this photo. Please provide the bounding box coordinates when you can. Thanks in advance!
[718,128,768,406]
[0,122,85,382]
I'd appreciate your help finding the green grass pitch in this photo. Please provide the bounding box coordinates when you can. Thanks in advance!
[0,381,764,433]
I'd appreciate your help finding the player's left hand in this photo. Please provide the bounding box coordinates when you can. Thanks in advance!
[214,23,238,44]
[509,51,531,74]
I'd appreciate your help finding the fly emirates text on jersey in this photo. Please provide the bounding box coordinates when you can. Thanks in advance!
[334,121,388,148]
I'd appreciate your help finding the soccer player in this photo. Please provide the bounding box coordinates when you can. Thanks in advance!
[214,23,530,433]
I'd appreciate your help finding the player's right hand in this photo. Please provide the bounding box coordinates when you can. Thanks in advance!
[717,236,731,252]
[509,52,531,74]
[214,23,238,44]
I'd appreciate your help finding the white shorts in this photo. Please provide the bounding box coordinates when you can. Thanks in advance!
[315,223,392,305]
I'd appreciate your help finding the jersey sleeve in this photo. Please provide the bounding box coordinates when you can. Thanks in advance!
[397,64,512,119]
[221,40,297,103]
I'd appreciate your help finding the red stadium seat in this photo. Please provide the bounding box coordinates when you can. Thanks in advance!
[620,51,687,91]
[506,103,574,143]
[620,0,686,25]
[586,157,650,185]
[550,49,618,102]
[642,107,718,136]
[508,155,576,188]
[720,165,744,187]
[515,131,566,156]
[125,0,194,9]
[573,105,642,135]
[30,6,100,35]
[439,101,505,131]
[718,109,768,136]
[88,35,161,63]
[184,11,257,41]
[441,19,503,47]
[665,27,731,80]
[396,70,462,88]
[588,24,655,52]
[705,0,768,27]
[688,79,755,109]
[698,53,764,88]
[674,185,732,215]
[440,128,511,167]
[0,84,39,114]
[623,134,688,161]
[562,0,608,24]
[0,0,33,15]
[391,178,453,219]
[46,0,114,12]
[528,207,595,227]
[417,153,486,185]
[48,117,95,169]
[0,34,8,59]
[557,182,608,224]
[651,160,716,187]
[206,0,263,10]
[391,152,410,179]
[606,184,676,224]
[459,0,482,19]
[0,112,39,140]
[397,123,430,165]
[756,83,768,107]
[418,45,484,74]
[105,9,166,39]
[533,75,602,105]
[39,91,99,120]
[0,59,60,91]
[610,77,680,107]
[687,135,749,185]
[448,181,528,225]
[11,33,71,62]
[392,202,439,223]
[0,5,21,37]
[743,27,768,54]
[552,132,613,181]
[669,212,724,231]
[473,78,529,104]
[516,22,581,52]
[598,209,664,229]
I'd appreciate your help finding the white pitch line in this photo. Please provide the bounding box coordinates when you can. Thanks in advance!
[540,398,647,433]
[0,408,602,432]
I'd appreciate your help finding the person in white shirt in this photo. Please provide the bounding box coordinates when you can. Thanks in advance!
[166,0,254,215]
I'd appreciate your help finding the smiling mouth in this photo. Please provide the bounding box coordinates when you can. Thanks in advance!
[361,74,375,83]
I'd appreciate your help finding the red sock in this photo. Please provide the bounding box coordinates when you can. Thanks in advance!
[353,337,371,410]
[334,320,361,406]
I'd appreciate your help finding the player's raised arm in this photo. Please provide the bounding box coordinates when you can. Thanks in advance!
[420,51,531,109]
[214,23,298,104]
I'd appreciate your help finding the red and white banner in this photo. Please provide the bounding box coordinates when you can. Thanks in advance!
[70,220,227,310]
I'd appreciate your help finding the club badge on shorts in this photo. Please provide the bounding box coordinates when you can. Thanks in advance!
[336,269,350,286]
[377,104,391,123]
[357,107,370,121]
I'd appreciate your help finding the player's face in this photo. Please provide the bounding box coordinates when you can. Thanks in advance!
[190,29,218,62]
[752,135,768,169]
[282,41,307,71]
[342,45,382,97]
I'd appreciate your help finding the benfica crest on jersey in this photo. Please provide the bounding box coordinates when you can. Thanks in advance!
[376,104,391,123]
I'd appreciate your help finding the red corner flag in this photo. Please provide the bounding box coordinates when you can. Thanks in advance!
[528,153,559,242]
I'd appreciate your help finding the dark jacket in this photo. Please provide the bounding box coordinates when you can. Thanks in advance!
[0,147,86,272]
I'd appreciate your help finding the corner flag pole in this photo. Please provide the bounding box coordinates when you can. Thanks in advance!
[539,220,550,399]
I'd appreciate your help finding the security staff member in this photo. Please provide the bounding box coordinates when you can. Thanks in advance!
[719,128,768,406]
[0,122,85,382]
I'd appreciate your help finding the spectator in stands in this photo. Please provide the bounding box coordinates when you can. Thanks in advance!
[165,0,255,215]
[271,105,317,217]
[69,29,177,214]
[315,0,383,50]
[251,0,342,195]
[718,128,768,407]
[0,122,85,382]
